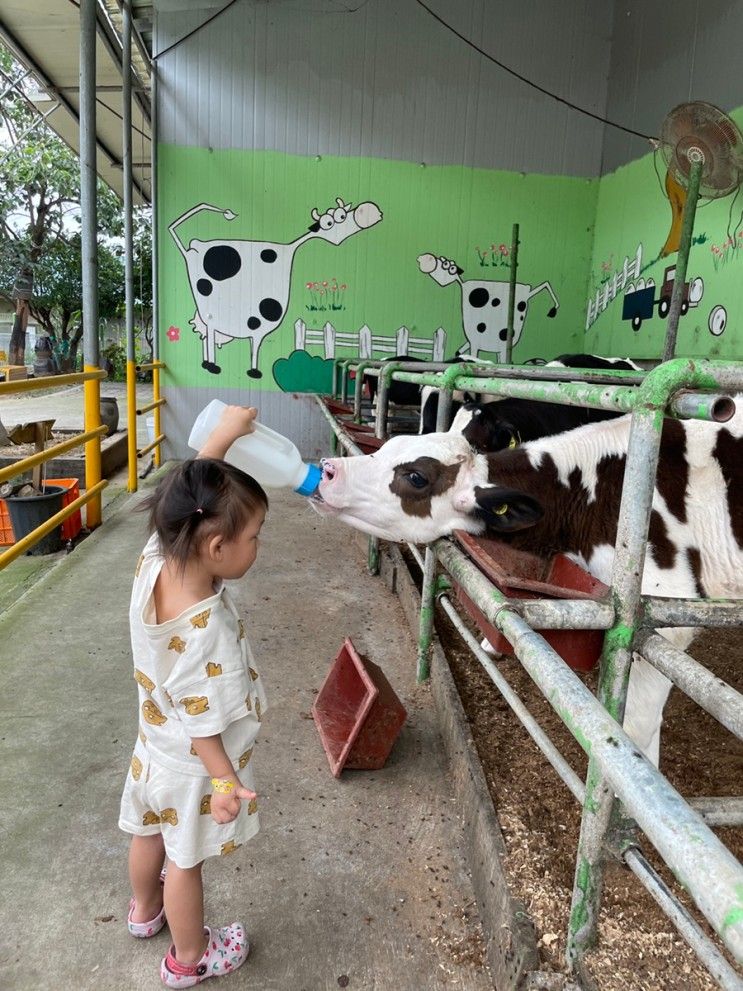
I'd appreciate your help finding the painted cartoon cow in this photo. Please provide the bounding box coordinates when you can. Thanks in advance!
[169,199,382,378]
[417,253,559,362]
[311,404,743,765]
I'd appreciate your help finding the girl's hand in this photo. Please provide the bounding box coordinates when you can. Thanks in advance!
[210,783,257,825]
[198,406,258,460]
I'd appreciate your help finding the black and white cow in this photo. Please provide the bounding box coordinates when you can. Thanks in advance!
[363,355,424,408]
[312,405,743,765]
[169,198,382,378]
[454,355,643,451]
[420,354,641,437]
[418,253,559,362]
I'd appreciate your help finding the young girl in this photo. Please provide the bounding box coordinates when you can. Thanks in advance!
[119,405,268,987]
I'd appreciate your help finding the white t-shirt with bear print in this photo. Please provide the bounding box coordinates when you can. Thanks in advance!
[130,534,267,776]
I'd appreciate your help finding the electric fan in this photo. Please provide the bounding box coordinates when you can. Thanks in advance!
[653,101,743,359]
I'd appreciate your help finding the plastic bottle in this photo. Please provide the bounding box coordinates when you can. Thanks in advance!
[187,399,322,496]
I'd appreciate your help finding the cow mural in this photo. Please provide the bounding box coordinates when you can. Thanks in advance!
[169,198,382,379]
[417,253,559,362]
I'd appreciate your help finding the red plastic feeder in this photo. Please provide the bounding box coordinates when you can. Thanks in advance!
[345,426,386,454]
[312,637,407,777]
[325,398,355,417]
[452,532,609,672]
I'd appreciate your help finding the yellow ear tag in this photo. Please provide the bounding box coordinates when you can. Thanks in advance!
[494,504,509,515]
[508,434,518,449]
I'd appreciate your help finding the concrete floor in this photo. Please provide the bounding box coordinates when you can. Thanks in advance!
[0,484,493,990]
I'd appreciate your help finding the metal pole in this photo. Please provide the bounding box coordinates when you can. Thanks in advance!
[635,630,743,740]
[417,545,437,681]
[80,0,102,528]
[662,158,703,363]
[150,61,161,466]
[122,2,137,492]
[566,404,665,967]
[505,222,519,365]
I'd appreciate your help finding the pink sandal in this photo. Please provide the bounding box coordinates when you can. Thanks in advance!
[127,866,168,938]
[160,924,249,987]
[128,898,167,938]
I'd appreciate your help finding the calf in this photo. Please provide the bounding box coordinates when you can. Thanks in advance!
[313,406,743,765]
[363,355,423,409]
[421,354,640,437]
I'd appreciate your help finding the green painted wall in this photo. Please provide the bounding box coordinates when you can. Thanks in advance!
[586,107,743,360]
[157,146,597,392]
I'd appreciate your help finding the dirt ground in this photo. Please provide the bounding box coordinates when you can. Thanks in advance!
[433,595,742,991]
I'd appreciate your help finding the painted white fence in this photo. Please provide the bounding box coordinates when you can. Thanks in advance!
[295,319,447,362]
[585,244,643,330]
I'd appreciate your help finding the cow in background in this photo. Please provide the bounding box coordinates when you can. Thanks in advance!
[420,354,641,438]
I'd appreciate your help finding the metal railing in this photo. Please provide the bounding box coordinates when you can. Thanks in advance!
[126,359,166,490]
[0,369,109,568]
[319,356,743,988]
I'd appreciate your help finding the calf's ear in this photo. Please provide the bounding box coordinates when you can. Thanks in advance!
[473,485,543,532]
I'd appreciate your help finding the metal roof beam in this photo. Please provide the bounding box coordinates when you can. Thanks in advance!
[0,16,149,203]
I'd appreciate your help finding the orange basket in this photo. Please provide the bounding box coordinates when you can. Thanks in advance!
[0,499,14,547]
[0,477,82,547]
[44,478,82,541]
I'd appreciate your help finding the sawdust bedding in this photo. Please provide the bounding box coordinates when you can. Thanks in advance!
[435,604,742,991]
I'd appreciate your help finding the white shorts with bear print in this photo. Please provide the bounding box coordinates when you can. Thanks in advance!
[118,739,260,869]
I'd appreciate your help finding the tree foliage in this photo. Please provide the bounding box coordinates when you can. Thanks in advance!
[0,42,151,368]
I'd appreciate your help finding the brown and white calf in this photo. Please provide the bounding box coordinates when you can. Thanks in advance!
[312,408,743,765]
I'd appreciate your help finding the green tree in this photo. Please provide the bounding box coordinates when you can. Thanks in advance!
[0,42,124,365]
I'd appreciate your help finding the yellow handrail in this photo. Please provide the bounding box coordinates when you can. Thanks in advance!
[126,359,167,489]
[136,397,166,415]
[138,433,166,458]
[0,426,108,484]
[0,369,106,396]
[0,480,107,569]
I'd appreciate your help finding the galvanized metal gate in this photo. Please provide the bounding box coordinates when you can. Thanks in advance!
[317,356,743,989]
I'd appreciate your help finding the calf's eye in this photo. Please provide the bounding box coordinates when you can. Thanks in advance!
[407,471,428,489]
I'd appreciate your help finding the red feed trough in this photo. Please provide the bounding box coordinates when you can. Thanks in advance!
[312,638,407,777]
[452,532,609,672]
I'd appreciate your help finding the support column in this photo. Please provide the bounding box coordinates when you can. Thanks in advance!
[80,0,102,526]
[122,2,137,491]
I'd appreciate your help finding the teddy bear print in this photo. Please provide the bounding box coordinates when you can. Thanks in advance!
[139,728,147,744]
[205,661,222,677]
[255,699,262,722]
[220,839,242,856]
[160,808,178,826]
[142,699,167,726]
[180,695,210,715]
[247,798,258,815]
[168,635,187,654]
[134,668,156,693]
[248,667,259,681]
[131,755,143,780]
[135,554,144,577]
[237,620,245,641]
[238,747,253,769]
[245,694,252,712]
[142,810,161,826]
[190,608,211,629]
[199,794,212,815]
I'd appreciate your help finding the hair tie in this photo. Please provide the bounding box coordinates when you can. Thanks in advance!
[194,507,204,516]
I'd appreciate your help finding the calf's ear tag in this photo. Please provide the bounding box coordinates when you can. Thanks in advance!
[508,434,518,449]
[494,503,509,516]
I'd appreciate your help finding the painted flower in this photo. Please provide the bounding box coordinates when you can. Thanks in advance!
[499,244,509,255]
[306,282,313,289]
[167,326,180,342]
[340,284,347,290]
